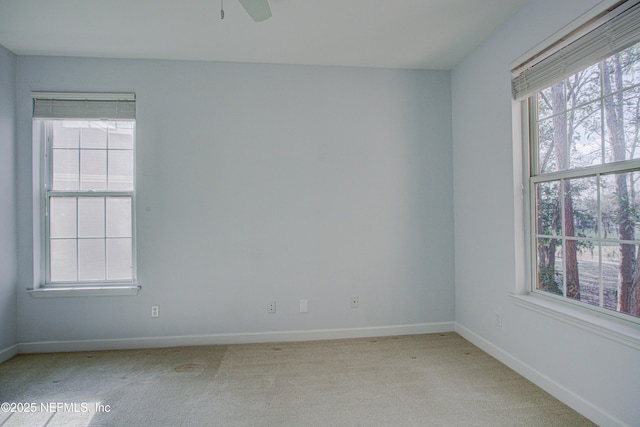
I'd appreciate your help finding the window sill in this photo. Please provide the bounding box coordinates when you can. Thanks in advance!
[27,285,141,298]
[510,293,640,351]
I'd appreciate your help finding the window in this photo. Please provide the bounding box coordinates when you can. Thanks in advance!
[33,93,136,288]
[530,52,640,320]
[513,1,640,322]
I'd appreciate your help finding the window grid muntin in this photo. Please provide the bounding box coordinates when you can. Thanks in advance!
[44,119,136,286]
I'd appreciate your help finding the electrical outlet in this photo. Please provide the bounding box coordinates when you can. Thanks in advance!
[350,296,359,308]
[151,305,159,318]
[300,299,308,313]
[495,312,502,327]
[268,301,276,313]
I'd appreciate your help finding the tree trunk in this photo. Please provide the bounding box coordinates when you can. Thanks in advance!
[563,183,581,299]
[551,82,581,299]
[603,54,636,314]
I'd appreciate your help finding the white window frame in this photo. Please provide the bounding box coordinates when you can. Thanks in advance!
[29,93,140,298]
[510,0,640,348]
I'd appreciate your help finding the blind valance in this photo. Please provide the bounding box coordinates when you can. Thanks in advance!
[32,92,136,119]
[512,0,640,100]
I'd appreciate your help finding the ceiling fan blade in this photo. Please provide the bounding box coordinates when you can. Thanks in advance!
[238,0,272,22]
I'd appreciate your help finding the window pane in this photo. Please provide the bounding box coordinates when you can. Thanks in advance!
[539,67,601,116]
[78,197,105,238]
[109,123,134,149]
[537,116,559,174]
[50,239,77,282]
[575,243,600,309]
[52,121,79,148]
[568,64,601,109]
[50,197,76,238]
[606,243,640,318]
[536,238,562,294]
[52,149,79,190]
[80,123,107,149]
[535,181,560,236]
[78,239,106,281]
[604,48,640,94]
[107,238,132,280]
[537,88,553,120]
[535,58,640,172]
[570,103,602,168]
[600,172,640,241]
[602,242,621,312]
[566,176,597,239]
[603,93,626,164]
[108,150,134,190]
[603,51,640,163]
[106,197,131,237]
[611,48,640,164]
[564,239,580,300]
[537,79,601,173]
[622,91,640,161]
[80,149,107,190]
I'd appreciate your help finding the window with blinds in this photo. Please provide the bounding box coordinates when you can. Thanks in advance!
[32,93,137,286]
[516,1,640,321]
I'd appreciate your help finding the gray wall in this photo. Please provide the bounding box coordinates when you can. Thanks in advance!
[0,44,17,355]
[452,0,640,425]
[16,57,454,343]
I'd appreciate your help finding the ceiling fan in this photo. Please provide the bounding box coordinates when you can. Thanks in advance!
[221,0,272,22]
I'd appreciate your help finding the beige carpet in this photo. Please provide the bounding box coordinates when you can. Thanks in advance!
[0,333,595,426]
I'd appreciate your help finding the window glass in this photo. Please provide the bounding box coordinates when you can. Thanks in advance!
[45,119,135,284]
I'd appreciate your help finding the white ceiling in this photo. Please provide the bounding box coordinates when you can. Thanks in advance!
[0,0,529,70]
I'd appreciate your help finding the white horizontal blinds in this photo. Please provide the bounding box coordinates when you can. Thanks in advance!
[32,93,135,119]
[512,0,640,100]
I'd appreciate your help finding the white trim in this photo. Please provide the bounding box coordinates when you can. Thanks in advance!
[455,322,628,427]
[510,293,640,350]
[31,92,135,101]
[17,322,455,353]
[0,344,19,364]
[27,285,141,298]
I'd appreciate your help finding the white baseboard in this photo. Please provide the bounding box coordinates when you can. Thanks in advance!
[19,322,455,354]
[455,322,627,427]
[0,344,19,364]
